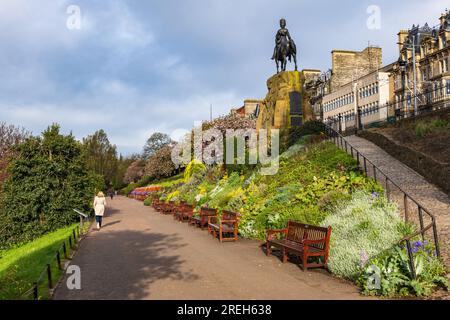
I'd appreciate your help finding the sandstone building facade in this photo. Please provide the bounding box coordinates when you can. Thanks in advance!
[392,10,450,114]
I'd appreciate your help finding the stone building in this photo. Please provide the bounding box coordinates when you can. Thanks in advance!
[322,65,393,131]
[304,46,383,122]
[330,47,383,91]
[392,10,450,114]
[231,99,264,119]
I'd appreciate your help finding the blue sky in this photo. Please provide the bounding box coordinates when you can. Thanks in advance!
[0,0,447,155]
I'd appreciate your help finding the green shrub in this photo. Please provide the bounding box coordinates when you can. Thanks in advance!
[184,160,206,183]
[143,197,153,206]
[358,242,449,297]
[287,121,326,148]
[322,191,404,280]
[0,125,101,249]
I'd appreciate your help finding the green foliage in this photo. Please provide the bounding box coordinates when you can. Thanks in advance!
[0,223,80,299]
[287,121,326,149]
[143,197,153,206]
[0,124,100,248]
[83,129,119,187]
[415,118,450,138]
[358,242,449,297]
[321,191,404,280]
[184,160,206,182]
[142,132,172,160]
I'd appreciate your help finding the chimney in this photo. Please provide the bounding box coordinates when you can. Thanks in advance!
[397,30,408,52]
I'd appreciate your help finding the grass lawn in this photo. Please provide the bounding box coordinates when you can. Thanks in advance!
[0,223,88,300]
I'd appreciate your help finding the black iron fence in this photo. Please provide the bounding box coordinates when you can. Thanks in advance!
[21,214,91,300]
[324,125,440,279]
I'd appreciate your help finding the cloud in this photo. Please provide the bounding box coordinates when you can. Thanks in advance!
[0,0,447,155]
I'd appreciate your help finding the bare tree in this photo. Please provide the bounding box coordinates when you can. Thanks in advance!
[0,122,30,184]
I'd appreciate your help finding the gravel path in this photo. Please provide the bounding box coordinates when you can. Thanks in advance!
[344,135,450,267]
[53,196,367,300]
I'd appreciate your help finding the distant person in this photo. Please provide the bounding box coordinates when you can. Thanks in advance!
[94,192,107,230]
[109,191,114,200]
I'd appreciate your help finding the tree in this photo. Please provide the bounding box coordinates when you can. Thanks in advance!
[144,145,176,180]
[124,159,146,184]
[83,130,118,187]
[112,153,140,190]
[142,132,172,160]
[0,122,29,187]
[0,124,102,248]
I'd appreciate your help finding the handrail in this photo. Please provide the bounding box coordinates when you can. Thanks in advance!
[323,124,440,279]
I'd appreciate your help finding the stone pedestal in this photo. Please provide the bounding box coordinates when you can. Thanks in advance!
[256,71,314,135]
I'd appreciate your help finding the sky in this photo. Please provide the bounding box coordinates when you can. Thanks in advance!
[0,0,447,155]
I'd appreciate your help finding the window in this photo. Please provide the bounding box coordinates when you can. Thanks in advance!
[446,80,450,95]
[443,59,449,73]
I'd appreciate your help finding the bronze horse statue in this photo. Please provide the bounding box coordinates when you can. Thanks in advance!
[271,19,298,73]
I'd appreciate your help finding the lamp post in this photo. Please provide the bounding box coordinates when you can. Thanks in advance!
[399,59,407,116]
[403,35,419,116]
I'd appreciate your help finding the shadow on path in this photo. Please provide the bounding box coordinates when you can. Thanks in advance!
[54,229,198,300]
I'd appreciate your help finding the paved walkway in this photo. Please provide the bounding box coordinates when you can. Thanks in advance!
[345,136,450,267]
[54,196,367,300]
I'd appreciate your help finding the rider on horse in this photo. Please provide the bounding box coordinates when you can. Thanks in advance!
[271,18,298,72]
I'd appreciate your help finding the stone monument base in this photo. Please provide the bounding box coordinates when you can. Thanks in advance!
[256,71,314,137]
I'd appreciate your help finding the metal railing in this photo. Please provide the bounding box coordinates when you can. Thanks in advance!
[324,125,440,279]
[325,83,450,135]
[21,211,91,300]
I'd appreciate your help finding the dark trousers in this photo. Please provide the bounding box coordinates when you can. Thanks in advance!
[95,215,103,227]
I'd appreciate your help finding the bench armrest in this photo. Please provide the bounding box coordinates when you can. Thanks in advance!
[266,228,288,241]
[220,219,237,224]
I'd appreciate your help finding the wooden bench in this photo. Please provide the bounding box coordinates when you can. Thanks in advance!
[173,201,187,220]
[208,210,239,243]
[160,200,177,215]
[265,221,332,271]
[189,207,217,229]
[174,202,194,222]
[152,198,163,212]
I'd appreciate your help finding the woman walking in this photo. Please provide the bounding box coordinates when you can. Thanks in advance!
[93,192,107,230]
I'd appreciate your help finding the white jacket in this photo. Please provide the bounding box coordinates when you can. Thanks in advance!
[93,196,107,216]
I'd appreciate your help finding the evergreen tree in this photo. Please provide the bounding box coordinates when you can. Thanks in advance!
[0,124,102,248]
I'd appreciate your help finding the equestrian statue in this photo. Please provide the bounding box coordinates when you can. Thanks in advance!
[271,18,298,73]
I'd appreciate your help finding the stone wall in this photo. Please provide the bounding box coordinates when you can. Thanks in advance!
[331,47,382,91]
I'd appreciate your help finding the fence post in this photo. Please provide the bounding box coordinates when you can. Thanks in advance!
[405,240,417,279]
[56,251,62,270]
[46,264,53,289]
[356,151,360,166]
[33,282,38,300]
[385,177,390,201]
[63,242,67,259]
[363,158,367,175]
[404,194,409,222]
[432,218,441,258]
[418,207,425,240]
[69,235,73,249]
[373,164,377,181]
[73,229,77,243]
